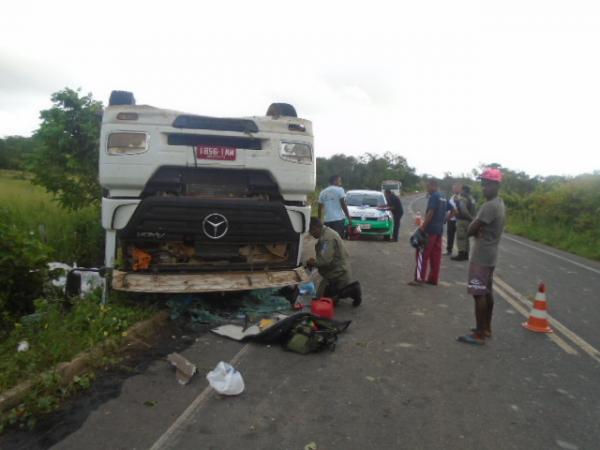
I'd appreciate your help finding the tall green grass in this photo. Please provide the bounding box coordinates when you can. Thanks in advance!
[507,216,600,261]
[503,176,600,261]
[0,171,103,266]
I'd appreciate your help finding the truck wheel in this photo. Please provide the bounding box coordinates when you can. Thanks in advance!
[109,90,136,106]
[266,103,297,118]
[383,234,391,241]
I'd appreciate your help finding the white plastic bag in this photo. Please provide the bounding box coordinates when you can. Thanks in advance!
[206,362,245,395]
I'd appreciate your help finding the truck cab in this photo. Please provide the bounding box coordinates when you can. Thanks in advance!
[99,92,314,293]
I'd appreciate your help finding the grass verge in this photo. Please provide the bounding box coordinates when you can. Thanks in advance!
[507,217,600,261]
[0,290,154,431]
[0,171,103,266]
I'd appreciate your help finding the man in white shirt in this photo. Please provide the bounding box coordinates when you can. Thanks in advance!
[318,175,352,236]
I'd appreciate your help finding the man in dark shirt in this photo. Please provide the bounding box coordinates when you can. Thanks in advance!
[384,189,404,242]
[409,179,447,286]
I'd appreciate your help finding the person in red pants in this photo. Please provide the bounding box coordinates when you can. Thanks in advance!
[408,179,447,286]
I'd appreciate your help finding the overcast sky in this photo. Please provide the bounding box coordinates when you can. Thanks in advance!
[1,0,600,177]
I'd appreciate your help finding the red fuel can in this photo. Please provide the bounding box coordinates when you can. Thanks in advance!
[311,297,335,319]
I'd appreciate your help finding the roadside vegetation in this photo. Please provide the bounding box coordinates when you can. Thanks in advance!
[502,173,600,260]
[0,291,152,431]
[438,167,600,261]
[0,171,103,267]
[0,89,153,432]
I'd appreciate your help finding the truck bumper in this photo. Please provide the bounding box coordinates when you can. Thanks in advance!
[111,267,309,293]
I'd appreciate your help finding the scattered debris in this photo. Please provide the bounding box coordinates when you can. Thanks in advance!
[48,262,104,296]
[259,318,275,330]
[17,340,30,352]
[206,362,245,395]
[396,342,415,349]
[211,324,261,341]
[144,400,158,407]
[167,289,293,325]
[366,376,376,382]
[167,353,197,385]
[211,312,351,356]
[304,442,318,450]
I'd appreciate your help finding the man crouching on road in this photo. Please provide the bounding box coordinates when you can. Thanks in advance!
[306,217,362,307]
[457,168,506,345]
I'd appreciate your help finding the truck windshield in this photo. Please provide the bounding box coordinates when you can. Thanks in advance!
[347,194,386,207]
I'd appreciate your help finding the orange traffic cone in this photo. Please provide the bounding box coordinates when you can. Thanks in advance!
[522,283,553,333]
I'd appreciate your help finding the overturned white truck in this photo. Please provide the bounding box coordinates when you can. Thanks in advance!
[99,91,314,294]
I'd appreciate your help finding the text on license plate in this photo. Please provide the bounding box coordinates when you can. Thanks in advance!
[361,224,371,229]
[196,146,237,161]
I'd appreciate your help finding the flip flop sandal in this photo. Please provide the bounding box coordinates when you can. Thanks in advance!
[470,328,492,338]
[457,334,485,345]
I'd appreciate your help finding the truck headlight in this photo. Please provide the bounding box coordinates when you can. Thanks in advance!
[107,132,148,155]
[279,142,312,164]
[378,216,388,221]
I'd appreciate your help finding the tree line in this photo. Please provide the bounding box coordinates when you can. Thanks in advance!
[316,153,421,191]
[1,87,599,261]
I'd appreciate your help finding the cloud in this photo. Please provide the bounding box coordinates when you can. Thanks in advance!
[0,53,67,96]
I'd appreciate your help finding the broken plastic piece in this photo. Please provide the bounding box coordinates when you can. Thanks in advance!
[167,352,197,385]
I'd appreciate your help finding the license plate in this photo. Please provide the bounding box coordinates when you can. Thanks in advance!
[361,224,371,230]
[196,146,237,161]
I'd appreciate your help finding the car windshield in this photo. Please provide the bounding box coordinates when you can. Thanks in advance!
[347,193,386,207]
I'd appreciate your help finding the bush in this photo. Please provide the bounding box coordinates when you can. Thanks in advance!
[0,208,51,335]
[51,206,104,267]
[504,175,600,261]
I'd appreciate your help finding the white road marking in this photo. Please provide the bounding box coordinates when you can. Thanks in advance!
[493,283,579,356]
[503,235,600,276]
[149,343,253,450]
[495,276,600,362]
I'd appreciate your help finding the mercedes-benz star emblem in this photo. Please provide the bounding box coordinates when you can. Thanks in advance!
[202,213,229,239]
[202,213,229,240]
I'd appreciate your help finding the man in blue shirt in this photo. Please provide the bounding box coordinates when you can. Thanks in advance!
[409,179,447,286]
[318,175,352,236]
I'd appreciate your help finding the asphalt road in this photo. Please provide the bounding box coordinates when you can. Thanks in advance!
[4,194,600,450]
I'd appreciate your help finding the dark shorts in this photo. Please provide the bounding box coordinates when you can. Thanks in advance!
[467,263,495,296]
[324,219,345,237]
